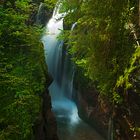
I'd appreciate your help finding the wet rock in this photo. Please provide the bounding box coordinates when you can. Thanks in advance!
[74,83,140,140]
[74,89,109,139]
[27,1,53,26]
[34,88,59,140]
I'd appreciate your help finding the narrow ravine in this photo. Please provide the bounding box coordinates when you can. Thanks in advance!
[42,4,105,140]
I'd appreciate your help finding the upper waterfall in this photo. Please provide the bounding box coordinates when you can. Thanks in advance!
[46,3,64,36]
[42,3,64,76]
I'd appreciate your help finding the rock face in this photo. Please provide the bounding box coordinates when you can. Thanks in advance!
[71,68,109,139]
[27,1,53,26]
[35,3,53,26]
[74,87,110,139]
[33,73,58,140]
[73,71,140,140]
[34,87,59,140]
[112,90,140,140]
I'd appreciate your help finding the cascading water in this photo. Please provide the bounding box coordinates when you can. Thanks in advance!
[42,2,79,123]
[36,2,44,24]
[42,3,105,140]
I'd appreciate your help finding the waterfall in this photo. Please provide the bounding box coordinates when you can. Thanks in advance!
[41,4,105,140]
[42,3,80,124]
[36,2,44,24]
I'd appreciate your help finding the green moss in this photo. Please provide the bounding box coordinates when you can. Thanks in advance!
[0,2,49,139]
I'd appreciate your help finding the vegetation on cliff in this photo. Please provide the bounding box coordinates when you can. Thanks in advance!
[60,0,140,139]
[0,0,55,139]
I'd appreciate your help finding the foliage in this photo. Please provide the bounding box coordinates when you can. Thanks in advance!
[61,0,139,104]
[44,0,57,10]
[0,1,49,139]
[114,46,140,103]
[60,1,140,139]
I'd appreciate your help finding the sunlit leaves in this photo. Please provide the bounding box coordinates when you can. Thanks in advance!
[113,92,123,104]
[44,0,57,10]
[61,0,138,104]
[115,47,140,93]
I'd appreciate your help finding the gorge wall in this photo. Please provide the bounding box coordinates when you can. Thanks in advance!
[72,69,109,139]
[72,68,140,140]
[32,1,59,139]
[34,82,59,140]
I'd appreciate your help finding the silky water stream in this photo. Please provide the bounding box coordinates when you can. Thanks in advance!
[42,4,105,140]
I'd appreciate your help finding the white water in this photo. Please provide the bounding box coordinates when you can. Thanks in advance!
[42,3,79,123]
[42,3,104,140]
[36,2,44,24]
